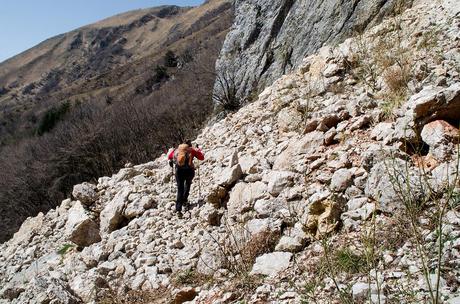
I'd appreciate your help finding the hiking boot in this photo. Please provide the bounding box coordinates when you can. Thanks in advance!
[177,211,183,219]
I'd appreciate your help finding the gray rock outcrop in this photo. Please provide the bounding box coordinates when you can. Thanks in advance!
[72,182,98,206]
[214,0,412,101]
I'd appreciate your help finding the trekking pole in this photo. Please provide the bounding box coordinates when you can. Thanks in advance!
[198,162,201,200]
[196,144,202,203]
[166,147,174,198]
[170,166,174,197]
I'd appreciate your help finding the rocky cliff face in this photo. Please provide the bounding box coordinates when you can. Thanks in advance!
[1,0,460,303]
[214,0,412,101]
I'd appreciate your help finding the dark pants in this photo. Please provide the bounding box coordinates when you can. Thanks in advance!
[175,167,195,212]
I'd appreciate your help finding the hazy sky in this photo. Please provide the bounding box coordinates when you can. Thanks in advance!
[0,0,204,63]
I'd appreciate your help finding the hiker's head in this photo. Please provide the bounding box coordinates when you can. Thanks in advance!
[185,139,192,147]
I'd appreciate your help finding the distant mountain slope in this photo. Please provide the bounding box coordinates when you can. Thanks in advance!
[0,0,233,242]
[0,0,232,144]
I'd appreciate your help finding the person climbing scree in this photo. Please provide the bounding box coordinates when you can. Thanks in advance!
[168,140,204,218]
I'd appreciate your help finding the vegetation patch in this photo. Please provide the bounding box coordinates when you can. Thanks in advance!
[37,102,70,135]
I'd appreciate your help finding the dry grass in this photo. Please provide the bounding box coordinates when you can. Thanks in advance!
[97,288,170,304]
[172,268,213,287]
[383,65,410,94]
[350,13,415,119]
[240,230,281,266]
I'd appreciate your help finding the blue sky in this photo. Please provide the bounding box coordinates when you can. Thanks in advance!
[0,0,204,63]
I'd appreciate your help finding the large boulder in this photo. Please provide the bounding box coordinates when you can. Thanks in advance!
[206,186,228,208]
[69,270,107,303]
[250,252,292,276]
[124,195,154,219]
[197,248,225,276]
[66,201,101,247]
[7,252,61,286]
[392,84,460,144]
[100,188,130,234]
[421,120,459,161]
[239,155,259,174]
[273,132,324,171]
[330,168,354,192]
[199,204,222,226]
[7,212,44,252]
[275,236,304,252]
[430,160,460,193]
[365,160,427,213]
[403,84,460,125]
[246,218,282,235]
[227,182,267,217]
[304,199,342,238]
[371,122,394,141]
[267,171,296,196]
[218,164,243,187]
[277,107,303,132]
[13,277,81,304]
[254,199,287,218]
[72,182,98,206]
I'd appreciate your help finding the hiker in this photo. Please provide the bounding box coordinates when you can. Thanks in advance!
[168,140,204,217]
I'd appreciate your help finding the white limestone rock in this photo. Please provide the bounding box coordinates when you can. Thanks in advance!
[124,195,154,219]
[267,171,296,197]
[218,164,243,187]
[251,252,292,276]
[227,181,267,217]
[330,168,353,192]
[65,201,101,247]
[100,188,131,234]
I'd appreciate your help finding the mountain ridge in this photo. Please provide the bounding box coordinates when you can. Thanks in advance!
[0,0,233,145]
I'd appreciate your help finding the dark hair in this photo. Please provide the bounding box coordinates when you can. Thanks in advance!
[185,139,192,147]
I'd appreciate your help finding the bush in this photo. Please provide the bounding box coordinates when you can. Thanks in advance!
[154,65,169,83]
[173,269,211,287]
[213,70,241,112]
[164,50,178,68]
[37,102,70,135]
[97,288,168,304]
[241,230,280,265]
[181,48,194,64]
[334,247,366,274]
[0,86,8,96]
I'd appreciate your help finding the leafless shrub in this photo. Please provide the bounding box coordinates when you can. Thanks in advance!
[213,69,241,112]
[240,230,280,266]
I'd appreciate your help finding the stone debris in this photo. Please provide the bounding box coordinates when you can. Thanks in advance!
[1,1,460,302]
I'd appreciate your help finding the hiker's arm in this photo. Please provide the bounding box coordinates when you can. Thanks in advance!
[167,149,175,160]
[193,148,204,161]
